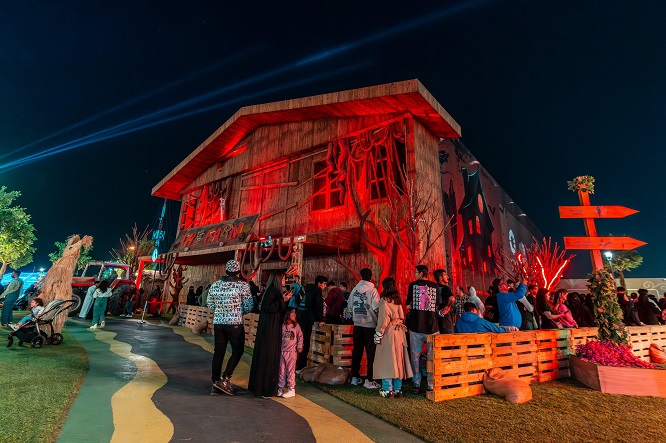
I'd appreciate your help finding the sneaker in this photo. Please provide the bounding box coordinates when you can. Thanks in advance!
[379,389,394,398]
[212,377,234,396]
[295,369,302,375]
[411,386,422,395]
[100,321,106,329]
[277,387,284,397]
[9,324,19,331]
[89,325,98,330]
[210,386,220,396]
[281,388,296,398]
[350,377,363,386]
[393,390,404,399]
[363,380,380,389]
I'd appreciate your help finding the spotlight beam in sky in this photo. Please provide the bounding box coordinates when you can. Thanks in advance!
[0,0,490,172]
[0,63,370,172]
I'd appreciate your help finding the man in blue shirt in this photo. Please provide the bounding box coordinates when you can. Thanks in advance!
[454,303,519,333]
[496,277,529,328]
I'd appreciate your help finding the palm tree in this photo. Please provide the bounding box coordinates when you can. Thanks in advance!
[604,249,643,288]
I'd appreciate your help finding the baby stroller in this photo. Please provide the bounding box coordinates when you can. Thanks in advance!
[6,299,76,348]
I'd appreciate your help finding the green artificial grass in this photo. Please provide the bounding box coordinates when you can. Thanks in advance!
[316,378,666,443]
[0,324,88,443]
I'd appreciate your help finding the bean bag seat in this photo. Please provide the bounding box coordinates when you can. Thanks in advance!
[192,320,208,335]
[483,368,532,403]
[650,343,666,364]
[300,363,349,385]
[168,312,180,325]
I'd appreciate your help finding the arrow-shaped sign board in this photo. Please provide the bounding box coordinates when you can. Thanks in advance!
[559,205,638,219]
[564,236,647,250]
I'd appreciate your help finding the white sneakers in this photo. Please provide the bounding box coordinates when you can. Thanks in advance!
[351,377,363,386]
[363,380,380,389]
[9,324,19,331]
[281,388,296,398]
[100,321,105,329]
[89,325,98,330]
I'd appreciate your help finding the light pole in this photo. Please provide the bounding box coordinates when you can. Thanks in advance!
[604,251,614,277]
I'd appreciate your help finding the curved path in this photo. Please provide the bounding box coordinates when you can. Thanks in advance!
[59,318,423,443]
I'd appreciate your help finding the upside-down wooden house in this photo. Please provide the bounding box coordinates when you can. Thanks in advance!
[152,80,542,296]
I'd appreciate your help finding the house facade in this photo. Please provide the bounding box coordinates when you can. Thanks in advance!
[153,80,541,299]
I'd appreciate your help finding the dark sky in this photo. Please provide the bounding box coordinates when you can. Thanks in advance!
[1,0,664,278]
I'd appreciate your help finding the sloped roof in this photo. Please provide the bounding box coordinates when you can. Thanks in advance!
[152,79,461,199]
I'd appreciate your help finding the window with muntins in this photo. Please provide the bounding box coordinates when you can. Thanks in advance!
[312,160,343,211]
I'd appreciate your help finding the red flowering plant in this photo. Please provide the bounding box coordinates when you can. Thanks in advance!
[576,340,658,369]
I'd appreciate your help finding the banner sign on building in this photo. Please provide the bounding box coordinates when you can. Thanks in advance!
[170,214,258,253]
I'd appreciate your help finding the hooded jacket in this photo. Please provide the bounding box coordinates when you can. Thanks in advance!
[299,283,324,322]
[454,311,508,333]
[350,280,380,328]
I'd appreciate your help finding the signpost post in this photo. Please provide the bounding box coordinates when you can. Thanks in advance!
[560,192,645,270]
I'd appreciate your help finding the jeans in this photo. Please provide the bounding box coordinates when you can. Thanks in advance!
[381,378,403,392]
[125,300,134,315]
[351,325,376,380]
[1,294,19,325]
[409,331,437,390]
[92,298,108,326]
[211,324,245,381]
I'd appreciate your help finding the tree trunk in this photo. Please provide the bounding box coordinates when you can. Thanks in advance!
[618,270,626,289]
[0,261,7,279]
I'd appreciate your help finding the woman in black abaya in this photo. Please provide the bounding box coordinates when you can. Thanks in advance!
[248,271,292,397]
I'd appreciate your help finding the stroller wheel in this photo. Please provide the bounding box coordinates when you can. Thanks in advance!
[31,336,45,348]
[6,336,12,348]
[51,333,64,345]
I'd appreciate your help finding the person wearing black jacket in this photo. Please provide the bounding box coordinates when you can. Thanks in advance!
[617,287,643,326]
[636,292,661,325]
[296,275,327,370]
[567,292,595,327]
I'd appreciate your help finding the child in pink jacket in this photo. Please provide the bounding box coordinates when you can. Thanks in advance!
[278,308,303,398]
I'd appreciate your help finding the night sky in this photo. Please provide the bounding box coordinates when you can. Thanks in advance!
[1,1,664,278]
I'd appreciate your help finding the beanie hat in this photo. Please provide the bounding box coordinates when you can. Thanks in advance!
[226,260,241,274]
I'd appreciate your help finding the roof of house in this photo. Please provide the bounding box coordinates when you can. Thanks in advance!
[152,79,462,199]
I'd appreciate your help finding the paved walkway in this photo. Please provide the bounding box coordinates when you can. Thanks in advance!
[58,317,423,443]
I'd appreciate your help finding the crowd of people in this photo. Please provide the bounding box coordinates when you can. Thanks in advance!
[205,260,666,401]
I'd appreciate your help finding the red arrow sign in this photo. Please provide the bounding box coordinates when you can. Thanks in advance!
[564,236,647,250]
[559,205,639,219]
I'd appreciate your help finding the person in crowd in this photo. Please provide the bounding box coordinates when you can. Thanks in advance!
[186,286,197,306]
[90,279,112,329]
[407,265,442,394]
[521,284,540,330]
[451,286,471,321]
[148,286,162,316]
[567,292,595,327]
[636,292,661,325]
[249,280,261,313]
[506,279,516,292]
[278,308,303,398]
[198,284,211,307]
[124,289,137,317]
[553,290,577,328]
[536,288,565,329]
[249,271,291,398]
[583,292,595,314]
[324,281,344,324]
[195,285,203,303]
[617,287,643,326]
[79,280,99,319]
[495,277,529,329]
[484,281,500,323]
[287,275,303,309]
[208,260,253,396]
[0,270,24,327]
[340,282,353,324]
[433,269,454,333]
[295,275,327,371]
[467,286,485,318]
[373,277,412,399]
[350,268,381,389]
[11,297,44,330]
[454,303,520,333]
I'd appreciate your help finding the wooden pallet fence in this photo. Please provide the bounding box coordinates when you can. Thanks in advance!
[243,313,259,348]
[184,306,212,331]
[568,327,598,351]
[177,304,188,326]
[492,331,538,383]
[535,329,571,382]
[427,333,493,402]
[307,324,367,376]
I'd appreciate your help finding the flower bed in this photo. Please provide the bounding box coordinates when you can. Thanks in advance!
[576,340,657,369]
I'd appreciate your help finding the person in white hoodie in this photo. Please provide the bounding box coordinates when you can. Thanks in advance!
[349,268,380,389]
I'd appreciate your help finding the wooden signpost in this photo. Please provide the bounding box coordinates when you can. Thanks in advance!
[560,192,645,270]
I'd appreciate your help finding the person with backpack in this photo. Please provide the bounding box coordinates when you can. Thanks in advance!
[350,268,381,389]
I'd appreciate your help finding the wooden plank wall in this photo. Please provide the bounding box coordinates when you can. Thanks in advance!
[307,324,367,376]
[428,325,666,402]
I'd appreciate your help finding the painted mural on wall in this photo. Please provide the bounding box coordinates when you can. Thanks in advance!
[439,139,543,293]
[179,177,232,231]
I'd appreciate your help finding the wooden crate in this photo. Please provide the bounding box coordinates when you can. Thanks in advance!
[646,325,666,349]
[627,325,666,362]
[307,324,367,376]
[184,306,213,331]
[427,333,492,402]
[243,313,259,348]
[492,331,538,383]
[177,304,188,326]
[535,329,570,382]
